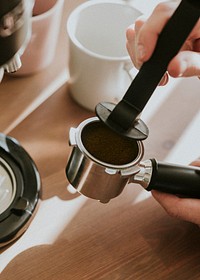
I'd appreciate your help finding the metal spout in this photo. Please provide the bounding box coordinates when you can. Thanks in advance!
[132,160,153,188]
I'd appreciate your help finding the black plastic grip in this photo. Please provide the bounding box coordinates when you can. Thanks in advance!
[147,159,200,198]
[109,0,200,130]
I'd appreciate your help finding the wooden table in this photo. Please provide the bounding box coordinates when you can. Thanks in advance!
[1,1,200,279]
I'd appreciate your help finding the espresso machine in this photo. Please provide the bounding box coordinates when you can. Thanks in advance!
[66,0,200,203]
[0,0,40,247]
[0,0,34,74]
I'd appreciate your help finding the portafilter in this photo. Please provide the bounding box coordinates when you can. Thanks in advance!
[66,118,200,203]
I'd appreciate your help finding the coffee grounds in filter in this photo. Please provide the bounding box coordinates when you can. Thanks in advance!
[81,121,139,165]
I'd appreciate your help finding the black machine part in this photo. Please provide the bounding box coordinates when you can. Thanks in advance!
[96,0,200,140]
[0,0,32,72]
[0,133,40,247]
[133,159,200,198]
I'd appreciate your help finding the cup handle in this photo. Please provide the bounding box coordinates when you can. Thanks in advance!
[123,61,138,81]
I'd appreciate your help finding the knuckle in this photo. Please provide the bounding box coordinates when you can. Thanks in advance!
[154,2,173,14]
[134,19,142,32]
[135,15,146,25]
[153,1,179,18]
[134,16,147,32]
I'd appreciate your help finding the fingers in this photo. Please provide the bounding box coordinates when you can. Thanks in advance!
[190,159,200,167]
[126,0,200,84]
[194,38,200,52]
[152,160,200,225]
[126,1,180,86]
[126,24,137,67]
[126,16,146,69]
[168,49,200,78]
[152,190,200,225]
[126,2,180,66]
[126,17,169,86]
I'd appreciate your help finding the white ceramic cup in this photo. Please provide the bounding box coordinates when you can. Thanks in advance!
[12,0,64,76]
[67,0,141,111]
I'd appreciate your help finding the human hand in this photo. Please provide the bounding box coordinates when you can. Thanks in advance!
[152,159,200,225]
[126,1,200,85]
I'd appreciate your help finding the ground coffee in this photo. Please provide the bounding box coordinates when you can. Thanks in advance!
[81,121,139,165]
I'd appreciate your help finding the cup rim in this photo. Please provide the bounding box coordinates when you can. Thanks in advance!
[67,0,142,61]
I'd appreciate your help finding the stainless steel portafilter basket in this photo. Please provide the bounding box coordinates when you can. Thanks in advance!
[66,118,200,203]
[66,117,144,203]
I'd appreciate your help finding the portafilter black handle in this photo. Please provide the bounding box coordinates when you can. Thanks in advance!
[96,0,200,139]
[138,159,200,198]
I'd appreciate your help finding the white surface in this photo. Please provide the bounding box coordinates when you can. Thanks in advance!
[166,110,200,165]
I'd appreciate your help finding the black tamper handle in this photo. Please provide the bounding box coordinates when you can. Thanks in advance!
[108,0,200,130]
[147,159,200,198]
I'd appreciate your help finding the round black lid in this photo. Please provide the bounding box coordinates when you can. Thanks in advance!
[0,133,41,246]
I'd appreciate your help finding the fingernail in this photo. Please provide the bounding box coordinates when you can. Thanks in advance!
[137,44,145,61]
